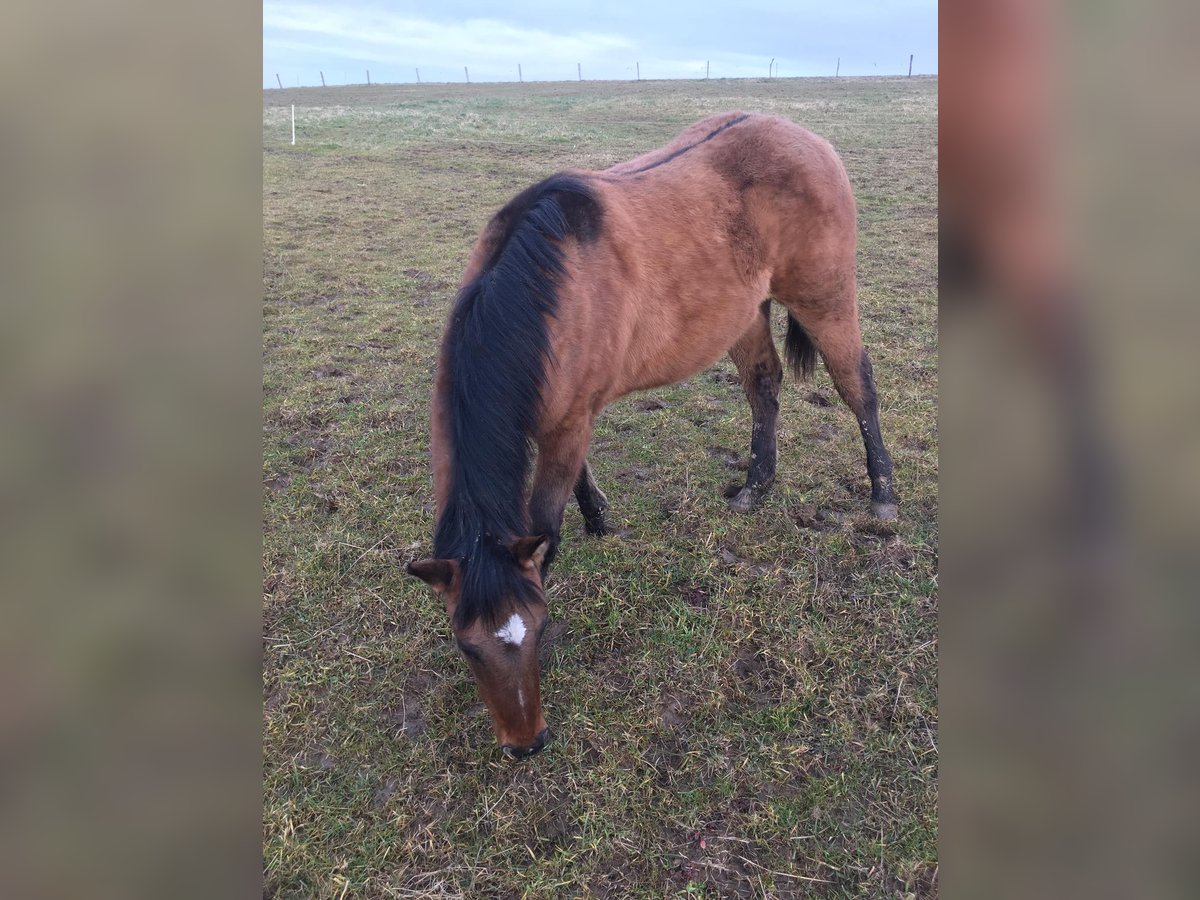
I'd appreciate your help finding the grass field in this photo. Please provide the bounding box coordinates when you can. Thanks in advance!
[263,76,937,898]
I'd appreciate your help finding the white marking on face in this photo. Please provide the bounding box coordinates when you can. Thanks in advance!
[495,612,526,646]
[517,686,526,712]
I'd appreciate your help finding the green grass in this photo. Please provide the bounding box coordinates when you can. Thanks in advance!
[264,77,937,898]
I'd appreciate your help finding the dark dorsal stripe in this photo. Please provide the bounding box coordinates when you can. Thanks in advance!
[623,114,750,176]
[435,175,602,627]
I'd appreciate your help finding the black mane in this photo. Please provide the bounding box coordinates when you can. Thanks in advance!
[434,174,602,627]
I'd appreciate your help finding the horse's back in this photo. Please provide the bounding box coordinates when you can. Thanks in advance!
[604,112,850,204]
[600,112,856,272]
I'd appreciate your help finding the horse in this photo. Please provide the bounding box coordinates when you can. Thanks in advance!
[407,112,897,757]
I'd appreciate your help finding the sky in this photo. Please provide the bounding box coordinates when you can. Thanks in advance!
[263,1,937,88]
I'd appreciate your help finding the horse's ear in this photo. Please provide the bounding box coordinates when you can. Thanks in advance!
[406,558,456,592]
[508,535,551,571]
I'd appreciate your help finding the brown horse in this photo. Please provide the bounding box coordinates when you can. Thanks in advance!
[408,112,897,757]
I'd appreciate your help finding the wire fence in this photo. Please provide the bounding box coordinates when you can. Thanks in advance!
[266,57,927,90]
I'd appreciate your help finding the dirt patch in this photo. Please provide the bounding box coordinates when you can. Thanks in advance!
[264,473,292,492]
[717,546,774,576]
[300,750,337,771]
[729,641,788,708]
[267,407,329,431]
[312,364,350,379]
[635,397,667,412]
[838,475,870,498]
[793,504,842,532]
[658,689,689,731]
[387,672,434,741]
[733,643,768,681]
[402,267,436,285]
[805,391,834,407]
[530,803,579,859]
[371,778,399,809]
[681,583,709,610]
[808,421,841,443]
[344,278,375,298]
[542,619,570,648]
[294,436,333,472]
[902,860,939,897]
[263,571,287,596]
[387,696,427,740]
[647,734,687,788]
[666,825,765,899]
[853,515,899,538]
[615,466,653,484]
[264,683,289,712]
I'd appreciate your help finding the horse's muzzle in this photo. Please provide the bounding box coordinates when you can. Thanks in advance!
[501,728,549,760]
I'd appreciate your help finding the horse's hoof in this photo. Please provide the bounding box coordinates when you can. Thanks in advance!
[871,501,898,521]
[728,487,755,513]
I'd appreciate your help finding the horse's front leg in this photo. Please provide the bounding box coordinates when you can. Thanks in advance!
[527,418,593,578]
[573,459,609,536]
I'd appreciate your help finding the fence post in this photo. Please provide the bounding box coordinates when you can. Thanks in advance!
[706,61,710,79]
[908,54,914,76]
[320,71,325,87]
[276,73,283,90]
[769,58,774,78]
[366,69,370,85]
[415,68,420,83]
[464,66,469,83]
[578,62,582,81]
[636,62,639,81]
[836,57,840,77]
[518,64,522,83]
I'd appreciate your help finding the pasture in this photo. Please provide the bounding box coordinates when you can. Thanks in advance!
[263,76,937,898]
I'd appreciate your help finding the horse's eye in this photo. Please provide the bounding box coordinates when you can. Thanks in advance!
[456,640,482,661]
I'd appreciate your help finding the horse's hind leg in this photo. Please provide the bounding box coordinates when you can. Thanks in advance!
[727,301,784,513]
[573,459,609,535]
[786,304,898,520]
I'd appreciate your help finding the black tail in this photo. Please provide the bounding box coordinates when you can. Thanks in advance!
[784,313,818,380]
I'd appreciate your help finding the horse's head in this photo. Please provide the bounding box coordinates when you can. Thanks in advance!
[407,535,551,758]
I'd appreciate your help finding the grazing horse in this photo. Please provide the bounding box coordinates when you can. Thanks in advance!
[407,112,897,757]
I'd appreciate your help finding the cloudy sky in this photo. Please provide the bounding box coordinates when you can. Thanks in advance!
[264,1,937,88]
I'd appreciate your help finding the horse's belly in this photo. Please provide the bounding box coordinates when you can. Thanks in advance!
[618,297,760,394]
